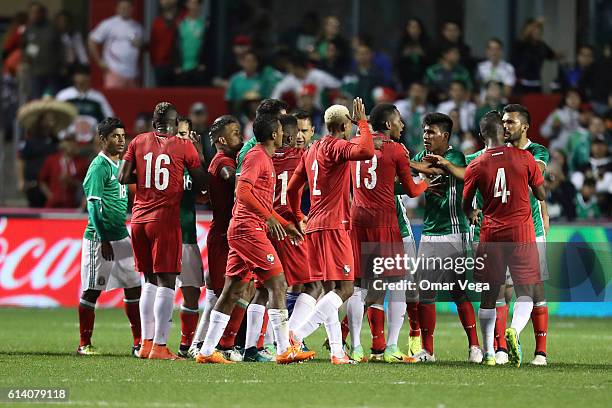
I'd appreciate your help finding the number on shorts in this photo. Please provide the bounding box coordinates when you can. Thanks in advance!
[143,152,170,190]
[494,167,510,203]
[311,160,321,196]
[355,155,378,189]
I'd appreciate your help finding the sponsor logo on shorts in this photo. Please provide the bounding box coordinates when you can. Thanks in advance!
[343,265,351,275]
[97,276,106,286]
[267,254,275,263]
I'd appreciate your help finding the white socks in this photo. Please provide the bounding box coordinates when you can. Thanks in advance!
[268,309,290,354]
[153,286,174,345]
[346,287,367,348]
[478,308,496,355]
[511,296,534,336]
[294,291,342,341]
[288,293,317,331]
[245,303,266,349]
[192,289,218,345]
[199,310,230,356]
[386,290,406,347]
[139,282,157,340]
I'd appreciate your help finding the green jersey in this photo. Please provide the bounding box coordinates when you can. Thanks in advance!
[236,137,257,176]
[413,147,469,236]
[180,170,197,244]
[395,196,412,238]
[83,153,128,242]
[522,140,549,237]
[576,193,600,220]
[465,148,485,241]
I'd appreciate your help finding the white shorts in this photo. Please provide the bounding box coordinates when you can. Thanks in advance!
[80,237,141,292]
[416,233,470,284]
[505,235,548,285]
[176,244,204,288]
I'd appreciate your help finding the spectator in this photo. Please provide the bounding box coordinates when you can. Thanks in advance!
[554,44,596,99]
[575,178,601,220]
[133,112,153,135]
[174,0,207,86]
[540,88,582,150]
[424,45,472,104]
[238,91,261,141]
[2,11,27,64]
[353,34,393,85]
[271,52,341,109]
[296,84,324,135]
[54,10,88,88]
[313,16,350,73]
[149,0,181,86]
[571,135,612,198]
[567,114,605,172]
[88,0,144,88]
[395,17,432,90]
[545,157,577,221]
[16,112,58,207]
[281,11,320,55]
[342,39,390,110]
[188,102,214,163]
[56,64,114,144]
[2,11,27,138]
[460,131,480,156]
[476,38,515,100]
[22,2,63,99]
[590,51,612,113]
[437,20,473,72]
[512,17,559,93]
[219,35,252,82]
[394,81,432,155]
[38,133,88,208]
[436,80,476,133]
[474,81,505,129]
[317,38,348,79]
[447,108,463,148]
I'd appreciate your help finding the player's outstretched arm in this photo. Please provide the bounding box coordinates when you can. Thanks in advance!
[187,166,208,192]
[410,160,446,176]
[396,146,429,197]
[347,97,375,160]
[423,154,466,180]
[118,160,137,184]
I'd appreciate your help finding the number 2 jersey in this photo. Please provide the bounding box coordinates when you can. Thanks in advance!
[123,132,200,225]
[463,146,544,242]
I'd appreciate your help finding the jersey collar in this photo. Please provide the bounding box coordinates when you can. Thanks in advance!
[98,151,119,167]
[520,139,532,150]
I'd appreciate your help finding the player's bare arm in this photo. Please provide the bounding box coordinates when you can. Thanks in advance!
[118,159,137,184]
[423,154,466,180]
[220,166,236,182]
[346,98,375,160]
[410,160,446,176]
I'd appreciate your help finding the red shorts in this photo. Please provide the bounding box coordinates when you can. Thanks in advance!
[272,237,309,286]
[306,229,354,282]
[351,225,403,279]
[475,240,541,286]
[226,233,283,284]
[206,235,229,291]
[131,222,181,273]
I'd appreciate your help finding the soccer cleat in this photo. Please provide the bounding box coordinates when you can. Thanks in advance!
[407,335,422,356]
[331,353,358,365]
[221,346,244,362]
[187,341,203,358]
[177,345,190,358]
[264,343,277,356]
[138,339,153,359]
[468,346,483,363]
[482,353,496,366]
[412,349,436,363]
[243,346,274,362]
[369,349,385,362]
[505,328,522,367]
[495,350,509,365]
[531,354,547,366]
[195,351,235,364]
[348,345,367,363]
[148,344,184,360]
[384,345,416,363]
[276,345,316,364]
[76,345,99,356]
[132,345,141,358]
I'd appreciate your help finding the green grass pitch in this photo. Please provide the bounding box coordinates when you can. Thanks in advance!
[1,308,611,408]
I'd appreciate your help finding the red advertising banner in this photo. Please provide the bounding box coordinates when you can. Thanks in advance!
[0,217,211,308]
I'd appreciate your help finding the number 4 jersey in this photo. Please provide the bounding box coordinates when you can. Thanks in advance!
[123,132,201,224]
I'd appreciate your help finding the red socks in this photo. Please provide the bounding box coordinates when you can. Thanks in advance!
[341,315,350,344]
[179,308,199,347]
[367,305,386,352]
[257,309,269,349]
[219,303,247,349]
[406,302,421,337]
[418,302,436,354]
[495,304,509,351]
[456,302,479,347]
[78,304,95,347]
[531,305,548,356]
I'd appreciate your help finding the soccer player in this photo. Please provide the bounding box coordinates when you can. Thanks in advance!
[189,116,243,357]
[195,113,313,364]
[409,112,481,363]
[346,103,429,363]
[78,117,142,356]
[294,109,316,149]
[175,116,206,357]
[503,104,550,366]
[463,110,545,366]
[286,97,375,364]
[118,102,207,360]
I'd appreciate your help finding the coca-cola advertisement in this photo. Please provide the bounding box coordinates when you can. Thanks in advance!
[0,217,210,308]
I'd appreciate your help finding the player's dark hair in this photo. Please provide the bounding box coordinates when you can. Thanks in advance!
[209,115,239,144]
[256,99,289,117]
[177,116,193,131]
[292,109,312,123]
[479,110,504,140]
[152,102,177,128]
[369,103,399,132]
[503,104,531,125]
[253,113,280,143]
[423,112,453,135]
[97,117,124,140]
[279,114,297,129]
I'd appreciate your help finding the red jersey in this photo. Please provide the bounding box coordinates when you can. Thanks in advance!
[294,136,355,232]
[39,152,88,208]
[228,144,276,238]
[463,146,544,241]
[207,151,236,240]
[272,147,303,221]
[123,132,200,224]
[350,134,415,227]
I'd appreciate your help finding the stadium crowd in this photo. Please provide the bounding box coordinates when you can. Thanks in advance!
[2,0,612,220]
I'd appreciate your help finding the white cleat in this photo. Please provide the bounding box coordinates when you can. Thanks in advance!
[187,342,202,359]
[222,347,244,362]
[468,346,483,363]
[412,349,436,363]
[531,354,547,366]
[495,350,509,365]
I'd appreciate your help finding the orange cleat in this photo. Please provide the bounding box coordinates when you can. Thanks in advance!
[195,351,235,364]
[276,346,316,364]
[331,353,358,365]
[148,344,184,360]
[138,339,153,359]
